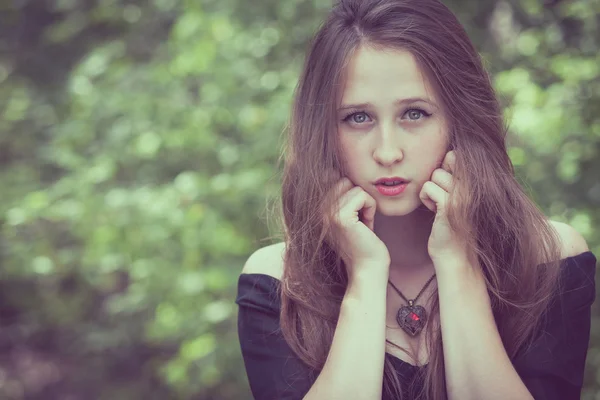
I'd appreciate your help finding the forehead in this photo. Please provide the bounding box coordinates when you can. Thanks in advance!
[340,45,438,103]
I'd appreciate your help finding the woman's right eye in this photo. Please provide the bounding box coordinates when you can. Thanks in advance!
[342,111,371,125]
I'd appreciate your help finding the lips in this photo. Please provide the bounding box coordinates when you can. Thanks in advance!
[374,177,409,185]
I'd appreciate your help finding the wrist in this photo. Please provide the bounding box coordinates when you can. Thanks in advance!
[435,261,488,299]
[346,265,389,300]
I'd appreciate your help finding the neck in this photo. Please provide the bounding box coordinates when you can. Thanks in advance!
[374,204,436,274]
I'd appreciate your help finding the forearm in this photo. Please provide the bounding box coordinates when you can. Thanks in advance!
[304,268,388,400]
[437,263,534,400]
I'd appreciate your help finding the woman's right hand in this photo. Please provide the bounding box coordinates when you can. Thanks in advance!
[327,177,391,283]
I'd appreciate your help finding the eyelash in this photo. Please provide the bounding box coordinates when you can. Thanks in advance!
[341,108,432,125]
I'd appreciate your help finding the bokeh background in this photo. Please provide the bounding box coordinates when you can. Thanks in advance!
[0,0,599,399]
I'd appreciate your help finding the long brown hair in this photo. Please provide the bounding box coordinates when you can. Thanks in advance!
[273,0,564,398]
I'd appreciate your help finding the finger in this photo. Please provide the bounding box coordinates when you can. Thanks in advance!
[358,191,377,231]
[342,189,376,231]
[337,185,363,209]
[332,185,362,225]
[442,150,456,174]
[338,177,355,192]
[419,187,436,213]
[332,177,355,199]
[419,181,448,214]
[430,168,453,192]
[326,178,354,225]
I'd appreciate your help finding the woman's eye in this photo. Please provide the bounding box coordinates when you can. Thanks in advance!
[404,109,430,121]
[343,112,371,124]
[342,109,431,125]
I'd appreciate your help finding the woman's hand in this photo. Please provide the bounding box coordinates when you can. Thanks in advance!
[327,177,390,283]
[419,150,476,269]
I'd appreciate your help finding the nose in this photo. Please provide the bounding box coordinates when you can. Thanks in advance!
[372,125,403,166]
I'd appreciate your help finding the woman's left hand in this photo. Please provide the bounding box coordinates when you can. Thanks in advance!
[419,150,476,270]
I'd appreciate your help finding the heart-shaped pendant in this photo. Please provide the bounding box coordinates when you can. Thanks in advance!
[396,304,427,337]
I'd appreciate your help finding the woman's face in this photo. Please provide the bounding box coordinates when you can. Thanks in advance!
[337,45,450,216]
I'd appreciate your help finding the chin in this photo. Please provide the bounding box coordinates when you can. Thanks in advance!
[374,199,418,216]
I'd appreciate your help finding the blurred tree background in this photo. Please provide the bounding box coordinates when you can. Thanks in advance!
[0,0,598,399]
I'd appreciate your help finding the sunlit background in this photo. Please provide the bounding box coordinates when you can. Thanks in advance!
[0,0,599,399]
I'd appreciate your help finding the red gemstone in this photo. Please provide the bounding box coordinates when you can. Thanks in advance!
[410,313,420,321]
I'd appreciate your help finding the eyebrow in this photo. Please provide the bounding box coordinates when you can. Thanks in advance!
[338,97,437,111]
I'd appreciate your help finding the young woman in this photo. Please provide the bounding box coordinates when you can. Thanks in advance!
[235,0,596,399]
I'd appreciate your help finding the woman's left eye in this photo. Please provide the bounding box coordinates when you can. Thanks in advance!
[403,109,431,121]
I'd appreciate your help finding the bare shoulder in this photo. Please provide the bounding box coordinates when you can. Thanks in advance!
[549,219,590,259]
[241,242,287,281]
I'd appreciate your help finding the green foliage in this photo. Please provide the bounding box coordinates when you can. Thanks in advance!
[0,0,598,399]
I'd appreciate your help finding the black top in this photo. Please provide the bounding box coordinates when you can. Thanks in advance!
[235,251,596,400]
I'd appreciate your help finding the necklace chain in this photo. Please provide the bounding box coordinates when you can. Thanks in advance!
[387,273,437,305]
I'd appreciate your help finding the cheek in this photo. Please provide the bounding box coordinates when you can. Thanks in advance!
[337,142,359,177]
[339,140,361,163]
[413,140,445,165]
[415,153,445,183]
